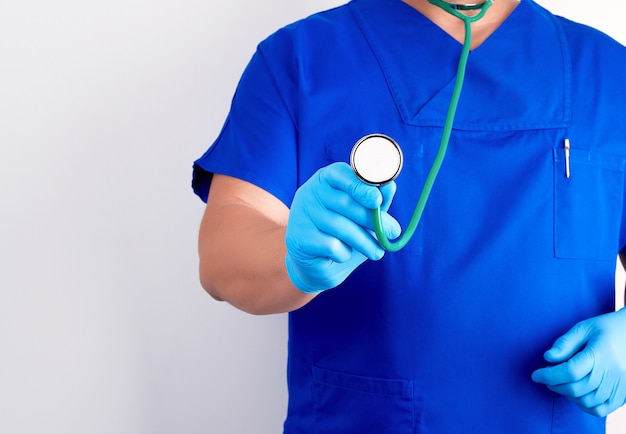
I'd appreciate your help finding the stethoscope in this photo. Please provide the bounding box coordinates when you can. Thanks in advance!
[350,0,493,252]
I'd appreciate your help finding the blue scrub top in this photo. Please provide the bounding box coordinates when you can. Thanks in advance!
[193,0,626,432]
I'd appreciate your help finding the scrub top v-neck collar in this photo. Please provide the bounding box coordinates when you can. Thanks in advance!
[349,0,572,131]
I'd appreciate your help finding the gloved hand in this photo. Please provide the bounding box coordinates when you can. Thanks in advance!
[532,308,626,417]
[285,162,401,294]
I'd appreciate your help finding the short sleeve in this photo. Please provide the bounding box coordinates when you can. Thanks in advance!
[192,34,298,206]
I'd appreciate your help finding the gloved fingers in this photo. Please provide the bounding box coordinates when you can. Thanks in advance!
[533,311,626,418]
[311,209,386,261]
[543,321,591,363]
[320,163,384,210]
[574,384,613,413]
[319,189,401,240]
[544,375,589,399]
[544,369,602,399]
[284,163,395,294]
[532,347,594,386]
[581,383,626,418]
[377,211,402,240]
[585,401,614,418]
[379,181,397,212]
[286,224,354,264]
[285,252,367,294]
[572,379,625,418]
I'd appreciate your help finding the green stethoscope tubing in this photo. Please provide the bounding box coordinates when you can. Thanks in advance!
[372,0,493,252]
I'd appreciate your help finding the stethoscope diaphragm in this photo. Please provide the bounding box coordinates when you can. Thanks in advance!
[350,134,403,186]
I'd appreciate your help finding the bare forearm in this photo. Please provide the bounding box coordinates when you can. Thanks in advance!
[198,176,316,314]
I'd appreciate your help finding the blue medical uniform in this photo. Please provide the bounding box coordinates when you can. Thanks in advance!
[193,0,626,432]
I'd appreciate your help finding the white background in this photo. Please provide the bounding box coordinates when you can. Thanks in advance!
[0,1,624,433]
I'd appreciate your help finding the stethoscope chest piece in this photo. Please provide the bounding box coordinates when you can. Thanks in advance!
[350,134,403,186]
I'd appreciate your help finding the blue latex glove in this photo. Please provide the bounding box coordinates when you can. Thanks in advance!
[532,308,626,417]
[285,162,401,294]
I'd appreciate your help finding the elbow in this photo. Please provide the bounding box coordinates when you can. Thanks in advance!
[197,253,308,315]
[197,263,288,315]
[198,261,267,314]
[198,261,225,302]
[202,285,225,303]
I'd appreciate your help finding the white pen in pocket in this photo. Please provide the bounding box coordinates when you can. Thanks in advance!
[564,138,571,179]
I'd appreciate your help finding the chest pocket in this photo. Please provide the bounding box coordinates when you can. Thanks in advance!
[553,147,625,260]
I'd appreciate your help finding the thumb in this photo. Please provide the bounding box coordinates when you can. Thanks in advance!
[544,322,590,363]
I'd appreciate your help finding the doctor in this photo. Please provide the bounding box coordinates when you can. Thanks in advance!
[193,0,626,432]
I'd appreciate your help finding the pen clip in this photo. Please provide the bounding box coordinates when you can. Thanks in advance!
[564,139,571,179]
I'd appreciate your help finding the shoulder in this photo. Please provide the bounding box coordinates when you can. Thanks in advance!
[536,9,626,103]
[554,14,626,66]
[526,0,625,62]
[247,2,366,92]
[257,3,357,60]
